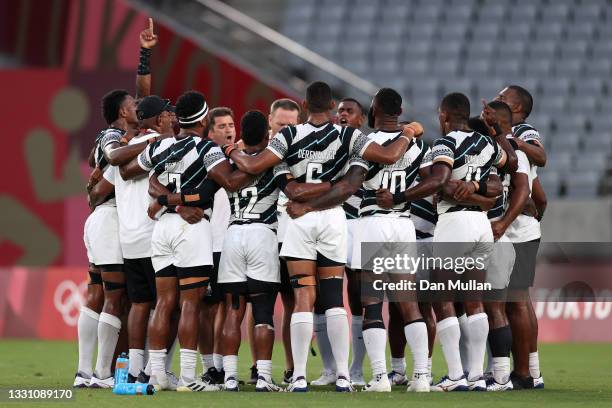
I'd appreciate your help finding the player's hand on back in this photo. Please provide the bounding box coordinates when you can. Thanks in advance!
[375,188,394,209]
[147,200,162,220]
[286,200,312,219]
[490,219,508,241]
[86,167,103,192]
[403,121,424,138]
[453,180,477,201]
[176,205,205,224]
[139,18,158,49]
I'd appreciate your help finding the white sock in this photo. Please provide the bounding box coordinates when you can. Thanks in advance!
[428,357,433,377]
[257,359,272,382]
[77,306,99,377]
[314,313,336,373]
[326,307,350,379]
[493,357,511,384]
[290,312,313,379]
[223,355,238,381]
[166,337,177,373]
[149,349,167,380]
[95,312,121,379]
[467,313,489,381]
[350,316,366,377]
[405,321,429,375]
[391,357,406,375]
[458,313,470,373]
[180,348,198,382]
[437,316,463,380]
[201,354,214,371]
[213,353,223,371]
[529,351,541,378]
[363,327,387,376]
[128,349,144,378]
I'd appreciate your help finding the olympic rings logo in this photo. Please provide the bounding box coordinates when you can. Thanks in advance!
[53,280,87,326]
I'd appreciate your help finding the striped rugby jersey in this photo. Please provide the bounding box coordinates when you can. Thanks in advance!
[359,132,431,218]
[512,122,542,179]
[94,127,124,206]
[432,130,505,215]
[267,122,372,185]
[410,174,437,239]
[137,135,226,214]
[487,136,531,221]
[343,189,363,219]
[227,161,287,229]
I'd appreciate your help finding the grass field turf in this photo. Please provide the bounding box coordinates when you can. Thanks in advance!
[0,340,611,407]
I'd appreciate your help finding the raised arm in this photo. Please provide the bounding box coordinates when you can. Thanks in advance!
[286,165,367,218]
[135,18,157,99]
[361,123,422,165]
[104,137,156,167]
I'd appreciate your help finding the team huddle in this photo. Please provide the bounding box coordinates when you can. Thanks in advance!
[74,19,547,393]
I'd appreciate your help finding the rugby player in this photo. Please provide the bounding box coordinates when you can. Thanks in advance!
[232,81,422,392]
[496,85,546,389]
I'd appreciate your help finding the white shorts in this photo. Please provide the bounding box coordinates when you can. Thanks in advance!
[486,234,516,290]
[150,214,213,272]
[433,211,494,273]
[351,215,417,273]
[83,206,123,266]
[280,206,347,264]
[277,211,288,243]
[346,218,360,266]
[219,224,280,283]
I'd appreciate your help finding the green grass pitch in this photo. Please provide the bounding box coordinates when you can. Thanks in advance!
[0,340,611,407]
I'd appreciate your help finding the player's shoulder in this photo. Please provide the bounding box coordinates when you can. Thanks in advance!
[97,127,124,144]
[512,122,540,139]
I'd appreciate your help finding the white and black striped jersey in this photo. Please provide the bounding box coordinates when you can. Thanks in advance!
[359,132,431,218]
[227,161,287,229]
[267,122,372,185]
[409,174,437,239]
[512,122,542,178]
[432,130,506,215]
[137,135,226,214]
[343,189,363,220]
[93,127,124,206]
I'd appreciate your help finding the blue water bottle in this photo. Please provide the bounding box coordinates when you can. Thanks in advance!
[113,383,156,395]
[114,353,129,385]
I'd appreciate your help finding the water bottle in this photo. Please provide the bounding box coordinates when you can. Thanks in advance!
[114,353,129,385]
[113,383,156,395]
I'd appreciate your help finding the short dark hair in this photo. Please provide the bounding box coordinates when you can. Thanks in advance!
[270,98,300,114]
[375,88,402,116]
[306,81,333,113]
[508,85,533,118]
[487,100,513,125]
[102,89,129,124]
[339,97,364,114]
[240,110,268,146]
[440,92,471,122]
[175,91,207,129]
[207,107,234,133]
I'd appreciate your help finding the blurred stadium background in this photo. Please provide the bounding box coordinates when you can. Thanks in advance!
[0,0,610,342]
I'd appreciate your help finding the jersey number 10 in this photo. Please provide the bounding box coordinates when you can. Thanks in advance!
[380,170,406,193]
